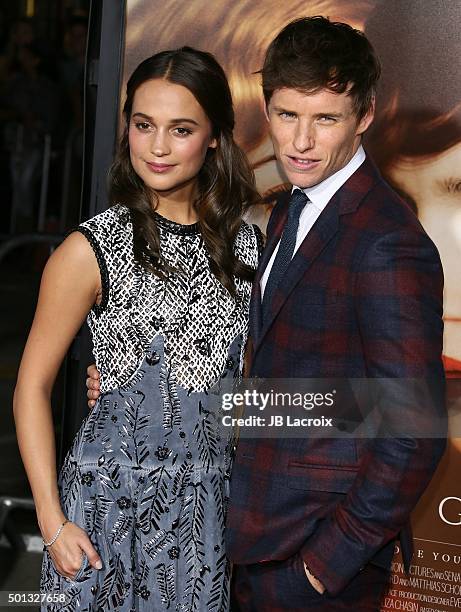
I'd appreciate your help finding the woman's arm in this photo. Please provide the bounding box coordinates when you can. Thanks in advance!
[13,231,103,578]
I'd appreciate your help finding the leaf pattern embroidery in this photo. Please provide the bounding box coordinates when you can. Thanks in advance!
[40,208,260,611]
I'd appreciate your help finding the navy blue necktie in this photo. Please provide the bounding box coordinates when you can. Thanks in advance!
[262,189,309,324]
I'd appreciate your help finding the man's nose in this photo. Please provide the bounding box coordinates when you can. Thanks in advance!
[293,120,314,153]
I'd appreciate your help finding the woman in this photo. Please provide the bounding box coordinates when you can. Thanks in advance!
[13,47,261,610]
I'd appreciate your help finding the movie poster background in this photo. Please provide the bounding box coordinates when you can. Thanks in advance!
[124,1,461,609]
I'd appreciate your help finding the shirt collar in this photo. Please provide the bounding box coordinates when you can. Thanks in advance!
[292,145,366,212]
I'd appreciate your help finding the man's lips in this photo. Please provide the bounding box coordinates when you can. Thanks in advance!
[285,156,321,171]
[145,161,176,173]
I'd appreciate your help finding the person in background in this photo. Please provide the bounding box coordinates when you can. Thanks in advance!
[0,17,36,82]
[1,42,60,231]
[58,16,87,129]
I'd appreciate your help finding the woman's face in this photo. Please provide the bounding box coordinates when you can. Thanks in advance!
[128,78,216,205]
[388,141,461,360]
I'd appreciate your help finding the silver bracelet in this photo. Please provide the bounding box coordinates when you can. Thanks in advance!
[43,519,69,548]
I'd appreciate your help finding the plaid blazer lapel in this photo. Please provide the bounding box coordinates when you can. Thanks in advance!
[250,194,290,345]
[252,156,378,357]
[253,196,340,356]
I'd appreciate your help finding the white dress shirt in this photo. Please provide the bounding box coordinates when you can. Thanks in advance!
[260,145,366,297]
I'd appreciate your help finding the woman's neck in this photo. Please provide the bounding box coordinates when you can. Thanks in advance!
[153,179,199,224]
[154,201,198,224]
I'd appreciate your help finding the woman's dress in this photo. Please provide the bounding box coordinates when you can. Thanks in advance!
[40,204,260,611]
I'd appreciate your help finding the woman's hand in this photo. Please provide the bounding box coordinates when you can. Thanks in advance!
[42,516,102,580]
[86,364,101,408]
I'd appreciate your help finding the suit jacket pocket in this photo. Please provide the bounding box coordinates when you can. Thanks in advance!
[287,462,359,493]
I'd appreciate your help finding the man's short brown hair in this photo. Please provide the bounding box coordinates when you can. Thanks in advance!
[262,16,381,120]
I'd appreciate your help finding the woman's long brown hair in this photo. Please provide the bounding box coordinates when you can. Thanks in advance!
[108,47,259,295]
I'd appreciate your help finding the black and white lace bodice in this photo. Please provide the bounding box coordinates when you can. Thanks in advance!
[75,204,260,393]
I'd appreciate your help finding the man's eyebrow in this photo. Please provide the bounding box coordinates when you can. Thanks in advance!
[271,107,344,118]
[313,111,344,119]
[271,106,297,114]
[132,112,199,126]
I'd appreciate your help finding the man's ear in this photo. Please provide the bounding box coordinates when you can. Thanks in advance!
[264,101,270,122]
[356,97,375,136]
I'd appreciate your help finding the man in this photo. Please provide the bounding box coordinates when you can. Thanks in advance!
[87,16,446,610]
[225,16,446,611]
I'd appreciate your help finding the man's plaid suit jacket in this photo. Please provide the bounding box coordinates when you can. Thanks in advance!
[226,155,446,596]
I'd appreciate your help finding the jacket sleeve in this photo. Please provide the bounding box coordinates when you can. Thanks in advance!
[301,227,447,596]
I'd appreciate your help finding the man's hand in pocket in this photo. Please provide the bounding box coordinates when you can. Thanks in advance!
[304,563,326,594]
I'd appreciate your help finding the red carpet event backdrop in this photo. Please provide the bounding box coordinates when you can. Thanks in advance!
[124,1,461,609]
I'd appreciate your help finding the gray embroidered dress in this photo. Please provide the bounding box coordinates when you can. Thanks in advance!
[40,204,260,611]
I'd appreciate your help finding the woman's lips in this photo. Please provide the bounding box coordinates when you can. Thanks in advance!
[145,161,176,173]
[286,156,320,171]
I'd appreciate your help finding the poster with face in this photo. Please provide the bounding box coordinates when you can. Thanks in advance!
[364,4,461,608]
[365,0,461,376]
[123,0,374,228]
[124,1,461,608]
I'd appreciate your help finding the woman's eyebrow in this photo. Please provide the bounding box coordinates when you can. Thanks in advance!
[169,118,200,126]
[132,112,199,126]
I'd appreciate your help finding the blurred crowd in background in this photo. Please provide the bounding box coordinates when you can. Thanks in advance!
[0,0,89,237]
[0,3,90,583]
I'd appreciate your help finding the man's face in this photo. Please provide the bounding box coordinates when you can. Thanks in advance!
[266,87,374,188]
